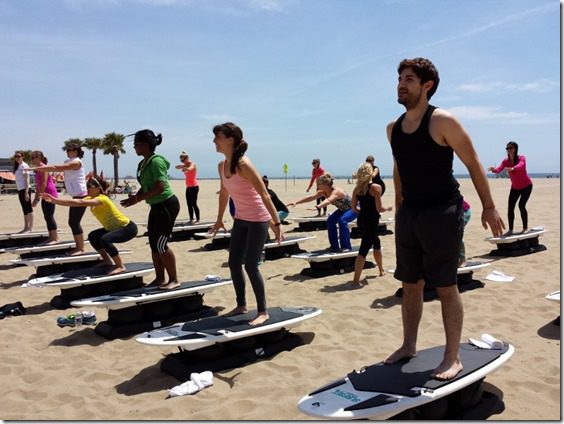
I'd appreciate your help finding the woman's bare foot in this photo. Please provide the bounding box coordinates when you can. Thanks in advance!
[95,260,114,267]
[145,279,165,288]
[431,358,463,380]
[378,269,385,277]
[107,265,126,275]
[224,306,248,317]
[158,280,180,290]
[384,345,417,364]
[249,312,269,326]
[67,249,85,256]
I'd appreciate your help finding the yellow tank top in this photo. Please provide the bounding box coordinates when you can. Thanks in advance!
[88,194,130,231]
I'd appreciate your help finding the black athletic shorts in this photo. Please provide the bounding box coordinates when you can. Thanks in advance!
[394,199,463,288]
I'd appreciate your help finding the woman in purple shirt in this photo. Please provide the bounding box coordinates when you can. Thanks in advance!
[31,151,59,244]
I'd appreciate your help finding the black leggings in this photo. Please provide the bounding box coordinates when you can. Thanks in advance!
[185,186,200,221]
[41,200,57,231]
[508,184,533,231]
[228,219,270,313]
[358,219,382,257]
[148,195,180,254]
[18,189,33,215]
[69,196,87,235]
[88,221,138,257]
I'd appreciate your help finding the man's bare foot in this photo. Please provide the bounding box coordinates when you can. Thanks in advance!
[249,313,269,326]
[431,358,463,380]
[158,280,180,290]
[146,279,165,288]
[224,306,248,317]
[384,346,417,364]
[107,265,126,275]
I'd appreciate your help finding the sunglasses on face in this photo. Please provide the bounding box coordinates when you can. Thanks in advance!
[14,155,22,158]
[506,147,514,150]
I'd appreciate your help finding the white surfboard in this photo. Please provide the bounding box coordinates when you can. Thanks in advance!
[136,306,321,349]
[486,226,545,244]
[264,235,315,249]
[11,250,132,267]
[171,221,215,233]
[5,240,90,255]
[291,247,365,263]
[292,216,327,223]
[0,230,51,241]
[70,278,233,310]
[25,262,154,288]
[546,290,560,303]
[298,342,514,420]
[457,261,491,274]
[193,231,231,240]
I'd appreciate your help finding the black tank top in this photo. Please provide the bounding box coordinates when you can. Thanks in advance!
[357,184,380,225]
[391,105,461,206]
[371,166,386,195]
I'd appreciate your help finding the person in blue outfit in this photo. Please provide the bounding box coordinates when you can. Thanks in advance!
[288,173,357,251]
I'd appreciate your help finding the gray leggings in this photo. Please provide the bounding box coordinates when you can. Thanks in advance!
[228,219,270,313]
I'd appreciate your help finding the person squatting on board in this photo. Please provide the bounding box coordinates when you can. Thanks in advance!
[385,57,504,380]
[288,173,357,252]
[488,141,533,235]
[350,162,392,287]
[43,175,138,275]
[210,122,283,326]
[121,129,181,290]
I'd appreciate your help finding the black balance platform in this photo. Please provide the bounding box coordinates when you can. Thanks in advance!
[161,330,305,381]
[350,223,393,238]
[264,243,305,260]
[94,294,217,340]
[301,257,374,278]
[0,234,49,249]
[488,235,547,257]
[35,258,103,277]
[294,220,327,232]
[395,272,484,302]
[50,277,144,309]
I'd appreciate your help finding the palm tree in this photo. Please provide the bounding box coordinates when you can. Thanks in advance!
[82,137,104,175]
[102,132,126,187]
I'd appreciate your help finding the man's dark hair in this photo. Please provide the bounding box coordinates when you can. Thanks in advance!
[398,57,440,99]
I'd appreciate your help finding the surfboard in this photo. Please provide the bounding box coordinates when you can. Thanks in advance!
[171,221,215,233]
[291,247,365,263]
[546,290,560,303]
[193,231,231,240]
[298,342,514,420]
[292,216,327,223]
[70,278,233,310]
[456,261,491,274]
[348,217,395,228]
[486,226,545,244]
[11,250,132,267]
[25,262,154,288]
[5,240,89,255]
[0,230,51,241]
[136,306,322,349]
[264,235,315,249]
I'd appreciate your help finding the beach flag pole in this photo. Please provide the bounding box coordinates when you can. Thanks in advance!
[283,163,288,192]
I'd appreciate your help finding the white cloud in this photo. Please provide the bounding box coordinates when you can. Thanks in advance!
[457,79,558,94]
[449,105,558,124]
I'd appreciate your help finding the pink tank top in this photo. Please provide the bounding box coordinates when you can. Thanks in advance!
[35,169,58,198]
[184,167,198,188]
[220,162,271,222]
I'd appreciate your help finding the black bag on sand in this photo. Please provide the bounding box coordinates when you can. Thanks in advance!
[0,301,26,319]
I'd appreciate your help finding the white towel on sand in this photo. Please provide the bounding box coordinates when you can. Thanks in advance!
[485,270,515,282]
[168,371,213,397]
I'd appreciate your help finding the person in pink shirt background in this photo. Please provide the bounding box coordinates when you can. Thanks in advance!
[175,151,200,223]
[306,158,327,216]
[210,122,282,326]
[488,141,533,235]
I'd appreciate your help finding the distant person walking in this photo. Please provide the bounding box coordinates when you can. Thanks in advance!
[13,151,33,233]
[488,141,533,235]
[306,158,327,216]
[210,122,282,326]
[30,151,59,244]
[175,151,200,223]
[121,129,180,290]
[29,143,88,255]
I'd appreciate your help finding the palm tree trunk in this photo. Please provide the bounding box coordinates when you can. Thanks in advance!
[92,150,98,175]
[113,154,119,187]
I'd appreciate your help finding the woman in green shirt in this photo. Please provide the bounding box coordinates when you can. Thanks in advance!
[121,129,180,290]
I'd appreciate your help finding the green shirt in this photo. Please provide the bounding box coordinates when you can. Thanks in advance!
[137,154,174,205]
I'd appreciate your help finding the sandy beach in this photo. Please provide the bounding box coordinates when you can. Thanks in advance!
[0,176,559,420]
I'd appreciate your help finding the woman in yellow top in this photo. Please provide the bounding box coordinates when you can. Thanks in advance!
[42,176,138,275]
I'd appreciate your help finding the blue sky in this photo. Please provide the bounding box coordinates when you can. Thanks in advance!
[1,0,560,179]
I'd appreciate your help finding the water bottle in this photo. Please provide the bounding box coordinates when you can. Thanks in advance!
[74,312,82,327]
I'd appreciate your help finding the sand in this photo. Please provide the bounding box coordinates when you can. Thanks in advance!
[0,177,559,420]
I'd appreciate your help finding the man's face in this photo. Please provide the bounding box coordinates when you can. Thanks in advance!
[397,68,425,109]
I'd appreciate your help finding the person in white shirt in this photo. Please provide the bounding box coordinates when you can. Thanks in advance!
[13,151,33,233]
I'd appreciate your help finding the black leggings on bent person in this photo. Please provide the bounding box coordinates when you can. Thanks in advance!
[228,219,270,313]
[41,200,57,231]
[147,195,180,254]
[88,221,138,258]
[185,186,200,221]
[507,184,533,231]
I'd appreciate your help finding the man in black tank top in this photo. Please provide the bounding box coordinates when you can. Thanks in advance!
[384,58,505,380]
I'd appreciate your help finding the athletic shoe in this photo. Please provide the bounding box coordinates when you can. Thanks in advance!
[57,314,78,327]
[81,310,97,325]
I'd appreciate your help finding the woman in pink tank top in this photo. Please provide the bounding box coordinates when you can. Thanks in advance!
[210,122,283,326]
[175,151,200,223]
[30,151,59,244]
